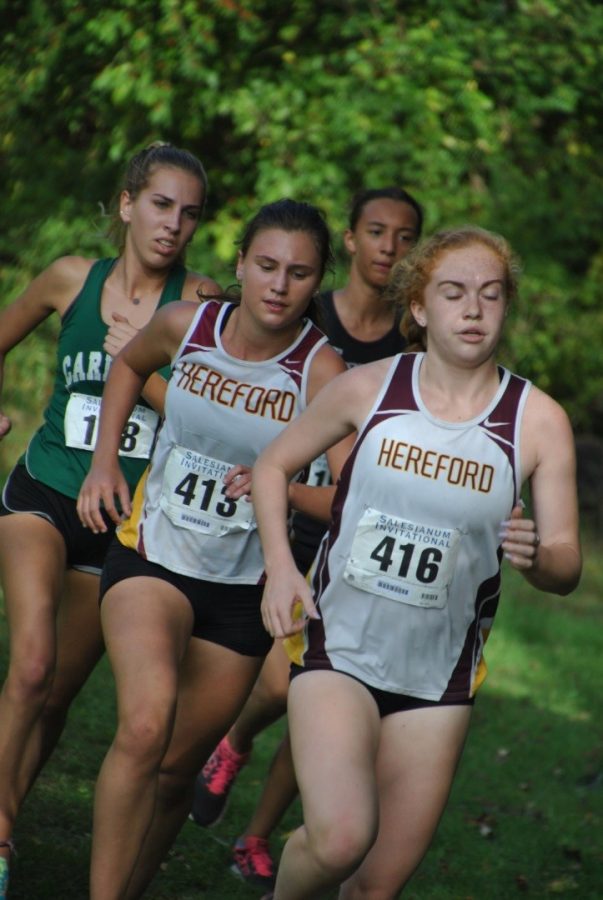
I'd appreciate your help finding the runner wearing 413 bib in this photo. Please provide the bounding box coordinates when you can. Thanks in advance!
[76,199,352,899]
[116,298,328,582]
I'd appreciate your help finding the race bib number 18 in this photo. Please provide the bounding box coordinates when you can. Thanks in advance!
[64,392,159,459]
[160,446,255,537]
[343,508,461,609]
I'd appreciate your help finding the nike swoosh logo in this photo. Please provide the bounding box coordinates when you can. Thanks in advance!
[483,417,510,428]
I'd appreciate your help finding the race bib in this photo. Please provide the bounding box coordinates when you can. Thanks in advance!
[64,392,159,459]
[160,446,255,536]
[306,454,332,488]
[343,508,461,608]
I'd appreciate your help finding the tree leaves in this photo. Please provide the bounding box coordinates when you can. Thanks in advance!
[2,0,603,428]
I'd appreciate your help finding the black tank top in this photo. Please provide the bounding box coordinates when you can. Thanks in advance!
[318,290,406,364]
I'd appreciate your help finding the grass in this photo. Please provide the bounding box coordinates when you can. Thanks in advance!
[1,538,602,898]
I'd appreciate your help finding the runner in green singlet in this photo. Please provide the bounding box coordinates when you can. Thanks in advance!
[0,142,219,899]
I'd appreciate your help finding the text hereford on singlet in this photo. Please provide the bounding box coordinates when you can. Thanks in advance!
[377,437,494,493]
[174,362,296,422]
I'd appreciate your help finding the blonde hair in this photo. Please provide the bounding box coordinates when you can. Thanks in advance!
[385,226,521,351]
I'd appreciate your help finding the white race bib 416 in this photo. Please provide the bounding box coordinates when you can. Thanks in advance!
[343,507,461,608]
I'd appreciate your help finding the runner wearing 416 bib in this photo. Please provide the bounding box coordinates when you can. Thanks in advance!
[254,226,581,899]
[303,352,529,700]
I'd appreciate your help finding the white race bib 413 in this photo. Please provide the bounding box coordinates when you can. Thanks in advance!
[160,445,255,536]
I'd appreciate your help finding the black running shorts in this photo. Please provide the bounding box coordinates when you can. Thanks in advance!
[100,538,273,657]
[290,664,475,718]
[0,463,115,575]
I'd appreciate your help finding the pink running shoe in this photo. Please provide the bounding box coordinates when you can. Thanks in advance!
[231,836,276,891]
[190,736,250,827]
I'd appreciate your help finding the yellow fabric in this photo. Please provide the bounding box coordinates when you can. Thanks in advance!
[116,467,149,549]
[283,604,305,665]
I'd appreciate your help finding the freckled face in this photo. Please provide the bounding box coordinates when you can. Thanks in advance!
[412,243,508,365]
[345,198,419,289]
[236,228,323,332]
[121,166,205,268]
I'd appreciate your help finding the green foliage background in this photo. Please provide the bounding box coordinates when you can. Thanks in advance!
[1,0,603,436]
[0,5,602,896]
